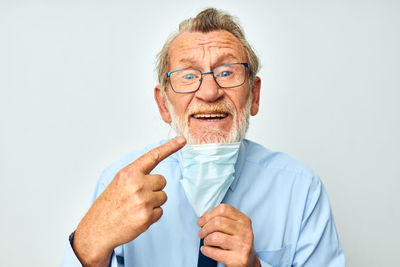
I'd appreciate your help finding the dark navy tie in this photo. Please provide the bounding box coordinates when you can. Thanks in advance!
[197,239,217,267]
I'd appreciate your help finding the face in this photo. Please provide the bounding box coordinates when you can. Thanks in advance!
[155,30,260,144]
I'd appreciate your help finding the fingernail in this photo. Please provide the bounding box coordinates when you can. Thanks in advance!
[176,136,186,145]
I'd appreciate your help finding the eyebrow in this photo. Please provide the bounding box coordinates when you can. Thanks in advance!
[214,54,241,66]
[177,58,198,65]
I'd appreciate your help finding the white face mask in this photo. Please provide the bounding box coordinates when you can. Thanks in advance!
[180,142,241,217]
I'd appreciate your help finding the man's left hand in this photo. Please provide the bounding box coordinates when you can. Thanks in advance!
[197,204,261,267]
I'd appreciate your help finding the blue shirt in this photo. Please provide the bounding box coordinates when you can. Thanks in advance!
[62,139,345,266]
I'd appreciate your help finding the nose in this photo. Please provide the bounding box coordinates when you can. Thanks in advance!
[195,72,224,102]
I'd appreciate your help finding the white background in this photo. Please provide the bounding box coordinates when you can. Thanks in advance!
[1,0,399,266]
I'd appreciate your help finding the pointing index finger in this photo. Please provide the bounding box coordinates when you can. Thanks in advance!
[135,136,186,174]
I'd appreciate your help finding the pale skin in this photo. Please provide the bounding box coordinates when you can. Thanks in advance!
[74,30,262,267]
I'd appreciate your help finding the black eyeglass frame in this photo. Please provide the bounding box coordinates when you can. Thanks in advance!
[166,62,249,94]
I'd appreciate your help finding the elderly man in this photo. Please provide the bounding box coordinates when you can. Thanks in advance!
[62,8,345,267]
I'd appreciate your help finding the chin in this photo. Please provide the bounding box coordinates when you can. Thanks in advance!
[190,133,229,145]
[187,128,240,145]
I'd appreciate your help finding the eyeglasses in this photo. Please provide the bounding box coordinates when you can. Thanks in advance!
[166,63,249,94]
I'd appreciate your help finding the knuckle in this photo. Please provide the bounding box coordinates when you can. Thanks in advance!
[204,235,212,245]
[136,208,152,225]
[209,233,217,243]
[132,180,145,193]
[150,148,160,162]
[142,208,153,223]
[134,193,149,207]
[158,175,167,187]
[244,231,254,243]
[214,217,223,227]
[116,169,129,182]
[219,233,228,243]
[134,197,145,208]
[156,207,163,217]
[246,216,252,225]
[219,203,227,213]
[159,191,168,204]
[218,203,232,214]
[204,233,212,244]
[162,191,167,200]
[210,232,224,243]
[153,208,163,222]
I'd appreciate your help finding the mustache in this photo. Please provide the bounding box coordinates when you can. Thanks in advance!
[186,101,235,116]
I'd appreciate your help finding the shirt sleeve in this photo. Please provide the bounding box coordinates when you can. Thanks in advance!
[60,235,120,267]
[60,232,84,267]
[292,176,346,267]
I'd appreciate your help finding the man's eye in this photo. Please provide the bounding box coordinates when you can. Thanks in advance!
[183,74,196,80]
[217,71,232,77]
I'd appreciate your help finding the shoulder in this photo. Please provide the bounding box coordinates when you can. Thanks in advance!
[241,140,326,218]
[243,139,319,184]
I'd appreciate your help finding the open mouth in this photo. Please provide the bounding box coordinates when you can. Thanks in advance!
[191,113,229,120]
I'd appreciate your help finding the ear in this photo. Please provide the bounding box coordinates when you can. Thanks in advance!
[250,76,261,116]
[154,84,172,123]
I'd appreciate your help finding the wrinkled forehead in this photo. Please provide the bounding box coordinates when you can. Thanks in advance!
[168,30,247,68]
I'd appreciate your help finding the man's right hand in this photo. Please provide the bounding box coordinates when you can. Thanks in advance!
[73,136,186,267]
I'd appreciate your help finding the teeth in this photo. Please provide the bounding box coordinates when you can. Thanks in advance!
[193,113,227,119]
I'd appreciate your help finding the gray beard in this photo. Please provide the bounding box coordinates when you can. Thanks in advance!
[164,92,252,145]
